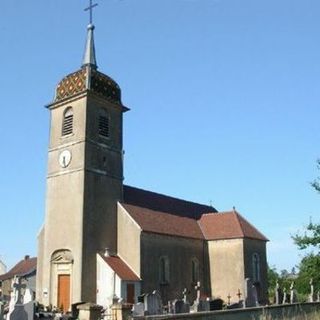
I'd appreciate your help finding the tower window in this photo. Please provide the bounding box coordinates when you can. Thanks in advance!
[99,109,109,138]
[62,107,73,136]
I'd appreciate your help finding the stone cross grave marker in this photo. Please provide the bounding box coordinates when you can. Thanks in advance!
[182,288,188,304]
[190,282,201,312]
[7,277,35,320]
[237,288,242,302]
[227,293,231,305]
[195,281,201,303]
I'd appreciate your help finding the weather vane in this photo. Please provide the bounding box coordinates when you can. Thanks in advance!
[84,0,98,25]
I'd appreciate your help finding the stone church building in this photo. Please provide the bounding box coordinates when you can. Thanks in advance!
[36,18,268,312]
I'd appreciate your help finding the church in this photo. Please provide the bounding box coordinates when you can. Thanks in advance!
[36,8,268,313]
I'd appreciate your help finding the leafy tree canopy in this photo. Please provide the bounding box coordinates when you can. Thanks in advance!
[292,222,320,251]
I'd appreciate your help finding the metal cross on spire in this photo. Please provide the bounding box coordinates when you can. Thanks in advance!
[84,0,98,25]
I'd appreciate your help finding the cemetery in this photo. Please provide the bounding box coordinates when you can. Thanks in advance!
[1,273,320,320]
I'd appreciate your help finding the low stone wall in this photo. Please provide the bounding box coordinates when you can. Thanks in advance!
[133,302,320,320]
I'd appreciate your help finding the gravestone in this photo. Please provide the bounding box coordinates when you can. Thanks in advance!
[172,299,190,314]
[244,278,256,307]
[317,291,320,302]
[252,284,259,306]
[144,291,162,315]
[227,302,242,309]
[132,302,144,317]
[200,298,223,311]
[209,298,224,311]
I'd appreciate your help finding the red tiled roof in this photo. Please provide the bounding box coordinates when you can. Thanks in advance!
[199,211,268,241]
[101,255,140,281]
[123,185,217,219]
[122,204,204,239]
[0,256,37,281]
[122,201,268,241]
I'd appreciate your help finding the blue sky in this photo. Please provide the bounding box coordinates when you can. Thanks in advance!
[0,0,319,272]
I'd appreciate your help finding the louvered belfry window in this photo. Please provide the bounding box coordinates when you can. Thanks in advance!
[62,107,73,136]
[99,109,109,138]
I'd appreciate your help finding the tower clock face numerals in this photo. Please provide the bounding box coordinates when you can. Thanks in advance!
[59,150,72,168]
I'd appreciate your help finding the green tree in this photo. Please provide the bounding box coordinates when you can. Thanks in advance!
[293,221,320,251]
[295,254,320,295]
[291,160,320,298]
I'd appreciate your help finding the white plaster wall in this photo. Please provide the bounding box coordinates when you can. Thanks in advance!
[96,255,121,309]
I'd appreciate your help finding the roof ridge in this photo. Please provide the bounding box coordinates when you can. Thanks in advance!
[124,185,216,210]
[123,203,199,222]
[233,211,246,237]
[235,211,269,241]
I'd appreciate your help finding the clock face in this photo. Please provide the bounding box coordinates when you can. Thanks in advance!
[59,150,72,168]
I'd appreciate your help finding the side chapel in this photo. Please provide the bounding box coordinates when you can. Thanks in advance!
[36,7,268,313]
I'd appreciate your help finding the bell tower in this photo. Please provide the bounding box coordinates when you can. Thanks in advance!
[37,4,129,310]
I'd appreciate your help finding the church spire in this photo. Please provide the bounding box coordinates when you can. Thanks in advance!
[82,1,98,69]
[82,23,97,69]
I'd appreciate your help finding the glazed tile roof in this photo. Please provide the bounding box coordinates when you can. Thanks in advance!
[0,256,37,281]
[101,255,140,281]
[54,68,122,105]
[123,185,217,219]
[122,186,268,241]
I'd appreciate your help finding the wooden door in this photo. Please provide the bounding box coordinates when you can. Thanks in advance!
[126,283,135,304]
[58,274,70,313]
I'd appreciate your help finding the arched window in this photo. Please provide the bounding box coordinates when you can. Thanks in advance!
[252,253,260,282]
[98,109,109,138]
[191,258,199,283]
[159,256,169,284]
[62,107,73,136]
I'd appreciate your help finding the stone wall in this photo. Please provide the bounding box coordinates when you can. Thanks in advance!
[140,233,209,303]
[133,302,320,320]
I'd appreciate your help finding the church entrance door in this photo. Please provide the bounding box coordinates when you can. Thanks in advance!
[58,274,70,313]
